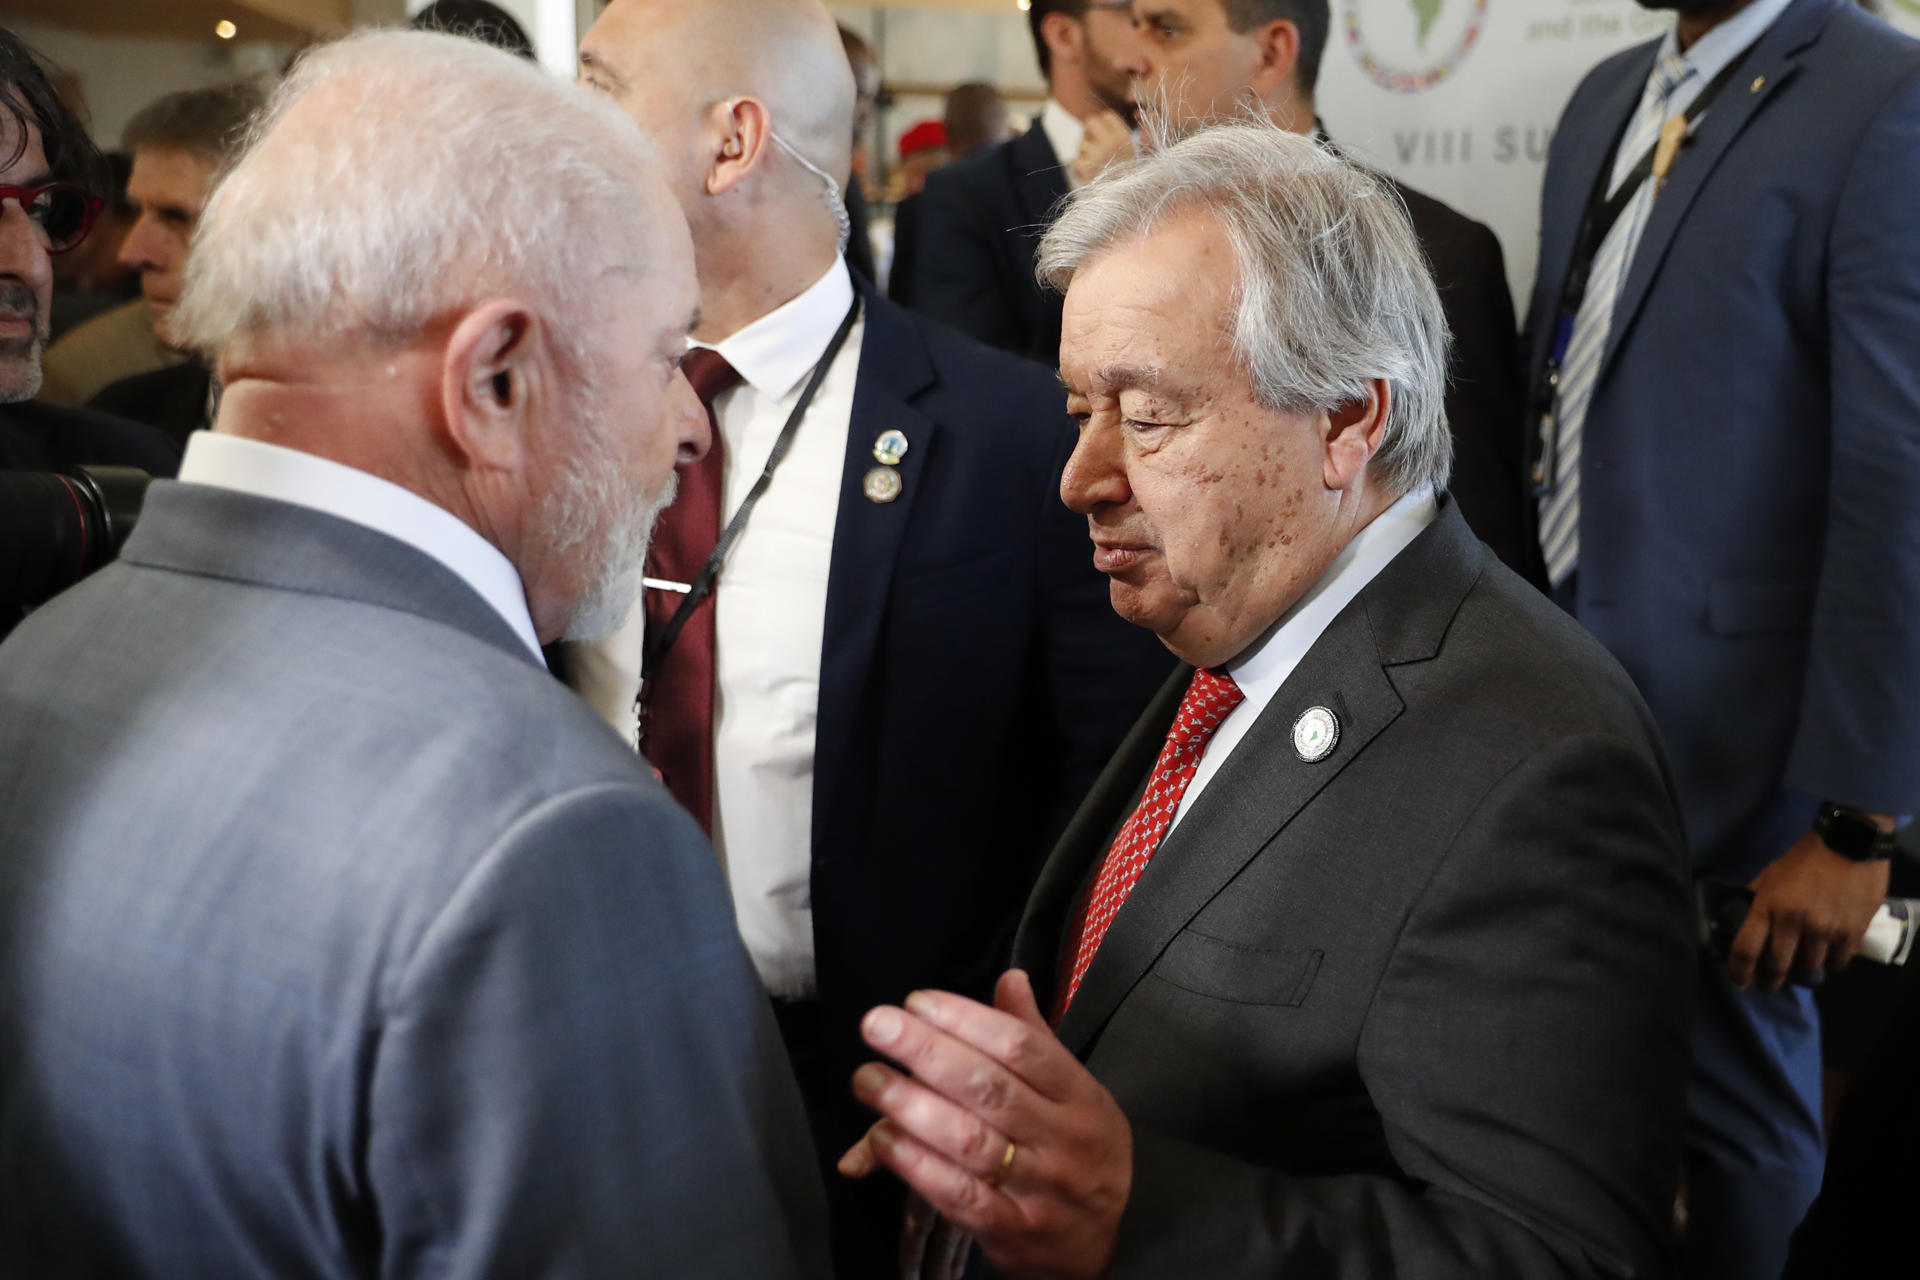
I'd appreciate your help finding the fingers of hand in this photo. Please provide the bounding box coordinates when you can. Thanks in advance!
[853,1061,1019,1185]
[899,988,1076,1104]
[868,1119,1015,1241]
[1763,913,1807,993]
[1728,905,1770,988]
[838,1125,880,1178]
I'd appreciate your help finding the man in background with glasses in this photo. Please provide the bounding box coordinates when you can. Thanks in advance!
[0,24,177,477]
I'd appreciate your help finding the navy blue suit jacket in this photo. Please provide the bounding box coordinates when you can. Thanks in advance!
[1523,0,1920,873]
[811,282,1172,1042]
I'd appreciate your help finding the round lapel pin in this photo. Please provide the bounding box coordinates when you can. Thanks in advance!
[863,465,903,504]
[1292,706,1340,762]
[873,429,910,466]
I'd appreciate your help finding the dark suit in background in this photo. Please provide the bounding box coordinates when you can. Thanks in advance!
[0,483,829,1277]
[913,122,1531,578]
[0,398,181,475]
[1522,1,1920,1271]
[88,361,213,451]
[1013,504,1694,1278]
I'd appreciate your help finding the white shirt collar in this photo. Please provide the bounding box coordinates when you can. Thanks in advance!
[1041,99,1086,177]
[1224,486,1440,705]
[702,257,857,404]
[177,431,544,662]
[1659,0,1793,83]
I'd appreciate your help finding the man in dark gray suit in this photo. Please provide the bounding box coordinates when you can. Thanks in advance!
[0,31,827,1279]
[838,122,1694,1279]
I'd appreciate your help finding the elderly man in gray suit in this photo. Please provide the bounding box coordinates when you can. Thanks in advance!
[0,31,828,1279]
[839,121,1695,1279]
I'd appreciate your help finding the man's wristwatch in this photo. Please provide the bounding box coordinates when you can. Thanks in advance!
[1813,802,1897,862]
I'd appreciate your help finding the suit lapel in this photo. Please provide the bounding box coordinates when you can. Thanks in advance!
[1043,505,1487,1058]
[811,290,942,854]
[1545,50,1655,319]
[1601,0,1833,377]
[1008,122,1070,232]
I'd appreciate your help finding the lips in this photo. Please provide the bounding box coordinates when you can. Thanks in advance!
[1091,540,1155,574]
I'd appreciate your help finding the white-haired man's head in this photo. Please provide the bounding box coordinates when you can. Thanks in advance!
[1041,120,1451,668]
[176,30,708,643]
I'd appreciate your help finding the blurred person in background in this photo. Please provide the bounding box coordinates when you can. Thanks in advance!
[0,30,827,1278]
[47,150,135,340]
[575,0,1172,1273]
[410,0,536,58]
[912,0,1141,363]
[837,22,881,282]
[1127,0,1533,581]
[0,24,176,476]
[86,82,265,447]
[889,84,1012,307]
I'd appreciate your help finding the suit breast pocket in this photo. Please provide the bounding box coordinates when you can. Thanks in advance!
[1150,929,1323,1007]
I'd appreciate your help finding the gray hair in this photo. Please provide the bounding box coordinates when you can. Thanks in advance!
[173,29,667,361]
[1037,120,1452,498]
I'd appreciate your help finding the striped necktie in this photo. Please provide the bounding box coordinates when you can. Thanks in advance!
[1540,48,1693,588]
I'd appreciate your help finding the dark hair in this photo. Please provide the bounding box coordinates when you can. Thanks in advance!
[410,0,536,60]
[122,83,266,169]
[0,25,103,192]
[1225,0,1329,96]
[1027,0,1085,79]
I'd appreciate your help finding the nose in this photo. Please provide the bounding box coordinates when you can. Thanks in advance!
[1060,421,1130,515]
[117,210,163,271]
[0,198,50,288]
[671,366,711,466]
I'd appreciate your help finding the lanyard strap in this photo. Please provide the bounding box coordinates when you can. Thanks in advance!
[1531,41,1758,494]
[640,297,861,684]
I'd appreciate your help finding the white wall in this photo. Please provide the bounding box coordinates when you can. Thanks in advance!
[10,18,290,149]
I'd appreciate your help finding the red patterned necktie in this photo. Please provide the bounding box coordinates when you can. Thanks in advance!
[639,347,743,834]
[1055,667,1245,1021]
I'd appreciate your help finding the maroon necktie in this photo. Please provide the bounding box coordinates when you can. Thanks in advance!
[639,347,742,834]
[1055,667,1245,1021]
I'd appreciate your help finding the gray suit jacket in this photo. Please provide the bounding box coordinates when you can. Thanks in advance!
[0,482,830,1278]
[1012,505,1694,1278]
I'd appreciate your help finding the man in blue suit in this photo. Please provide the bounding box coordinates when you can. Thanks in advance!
[575,1,1173,1275]
[0,31,828,1277]
[1522,0,1920,1274]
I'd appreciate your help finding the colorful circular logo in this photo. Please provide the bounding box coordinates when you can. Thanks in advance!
[1343,0,1491,94]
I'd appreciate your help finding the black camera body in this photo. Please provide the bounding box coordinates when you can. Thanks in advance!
[1,465,154,638]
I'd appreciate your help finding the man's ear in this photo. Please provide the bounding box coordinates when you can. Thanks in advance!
[441,299,540,472]
[1322,377,1390,491]
[1249,19,1303,102]
[705,95,776,198]
[1040,11,1083,69]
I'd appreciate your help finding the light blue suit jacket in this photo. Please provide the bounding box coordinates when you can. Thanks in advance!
[0,482,830,1278]
[1523,0,1920,874]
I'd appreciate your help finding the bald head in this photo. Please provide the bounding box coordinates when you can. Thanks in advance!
[581,0,854,211]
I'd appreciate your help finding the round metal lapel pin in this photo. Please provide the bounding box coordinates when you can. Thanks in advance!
[873,429,910,466]
[863,465,903,504]
[1292,706,1340,762]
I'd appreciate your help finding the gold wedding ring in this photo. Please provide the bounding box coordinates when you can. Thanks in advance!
[985,1138,1016,1186]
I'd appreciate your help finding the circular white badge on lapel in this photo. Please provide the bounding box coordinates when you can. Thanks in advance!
[863,465,903,504]
[1292,706,1340,762]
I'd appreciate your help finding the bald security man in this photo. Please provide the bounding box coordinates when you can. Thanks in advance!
[572,2,1173,1274]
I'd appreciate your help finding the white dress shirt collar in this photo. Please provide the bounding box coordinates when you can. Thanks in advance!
[701,257,857,405]
[1657,0,1794,96]
[1041,99,1086,179]
[178,431,544,662]
[1170,487,1440,829]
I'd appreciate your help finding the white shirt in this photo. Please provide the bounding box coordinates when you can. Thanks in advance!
[178,431,543,662]
[1041,99,1088,190]
[1171,487,1440,830]
[1611,0,1794,189]
[574,258,861,999]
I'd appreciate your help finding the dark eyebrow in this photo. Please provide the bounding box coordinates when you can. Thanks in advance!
[577,49,627,91]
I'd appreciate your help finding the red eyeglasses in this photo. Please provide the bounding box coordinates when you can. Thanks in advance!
[0,182,104,254]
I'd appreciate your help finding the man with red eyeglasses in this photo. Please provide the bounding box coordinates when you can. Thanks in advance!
[0,24,178,477]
